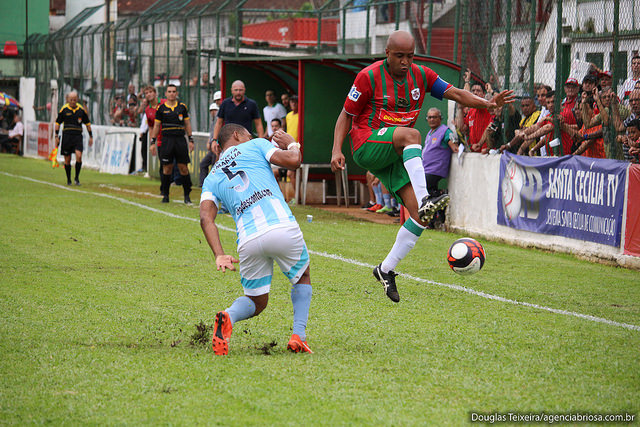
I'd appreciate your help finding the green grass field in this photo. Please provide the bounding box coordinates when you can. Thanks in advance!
[1,154,638,425]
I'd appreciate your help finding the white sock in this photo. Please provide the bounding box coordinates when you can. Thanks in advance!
[403,145,429,203]
[381,218,425,272]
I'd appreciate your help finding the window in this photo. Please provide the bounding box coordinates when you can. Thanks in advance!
[610,51,628,84]
[586,52,604,70]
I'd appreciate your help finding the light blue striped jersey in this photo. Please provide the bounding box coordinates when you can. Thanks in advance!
[200,138,296,245]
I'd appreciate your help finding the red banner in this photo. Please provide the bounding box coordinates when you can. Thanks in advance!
[624,164,640,257]
[37,123,50,158]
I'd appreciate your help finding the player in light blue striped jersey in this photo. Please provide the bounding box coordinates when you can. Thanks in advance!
[200,124,313,355]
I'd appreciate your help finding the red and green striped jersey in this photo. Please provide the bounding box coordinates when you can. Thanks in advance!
[343,59,452,151]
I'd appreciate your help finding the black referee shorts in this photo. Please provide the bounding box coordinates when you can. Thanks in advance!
[60,133,84,156]
[159,134,191,165]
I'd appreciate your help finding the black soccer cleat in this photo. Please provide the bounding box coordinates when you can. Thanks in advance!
[184,195,192,205]
[373,264,400,303]
[66,180,72,186]
[162,195,170,203]
[74,179,81,186]
[418,193,450,223]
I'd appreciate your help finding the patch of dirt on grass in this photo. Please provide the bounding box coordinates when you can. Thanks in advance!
[189,321,212,347]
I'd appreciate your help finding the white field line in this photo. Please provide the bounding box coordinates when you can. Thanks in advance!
[3,171,639,332]
[98,183,196,206]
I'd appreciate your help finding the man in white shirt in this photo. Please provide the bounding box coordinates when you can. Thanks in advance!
[619,55,640,106]
[262,89,287,137]
[2,113,23,154]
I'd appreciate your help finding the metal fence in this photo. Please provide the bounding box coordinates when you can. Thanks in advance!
[25,0,640,136]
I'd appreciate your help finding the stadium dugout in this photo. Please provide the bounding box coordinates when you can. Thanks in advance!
[218,55,465,204]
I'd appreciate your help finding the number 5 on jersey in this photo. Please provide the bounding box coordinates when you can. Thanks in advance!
[222,161,249,192]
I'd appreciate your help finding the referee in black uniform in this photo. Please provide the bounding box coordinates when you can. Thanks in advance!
[149,84,195,204]
[55,91,93,185]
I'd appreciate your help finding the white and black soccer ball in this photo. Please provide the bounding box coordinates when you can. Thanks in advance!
[447,238,486,276]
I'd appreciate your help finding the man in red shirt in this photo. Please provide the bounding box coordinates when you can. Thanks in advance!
[561,78,579,129]
[331,30,514,302]
[463,83,493,152]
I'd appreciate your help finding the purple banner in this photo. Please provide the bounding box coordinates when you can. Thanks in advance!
[497,153,628,247]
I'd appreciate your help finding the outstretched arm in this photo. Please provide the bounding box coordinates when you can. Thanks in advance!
[331,109,352,172]
[200,200,238,272]
[444,86,516,109]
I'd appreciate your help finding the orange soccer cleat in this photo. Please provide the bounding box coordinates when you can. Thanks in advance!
[212,311,233,356]
[287,334,313,354]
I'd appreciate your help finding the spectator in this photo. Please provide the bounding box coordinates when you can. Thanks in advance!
[212,80,264,142]
[621,90,640,161]
[500,96,540,154]
[461,81,492,152]
[620,56,640,106]
[263,89,287,137]
[199,91,223,187]
[1,113,23,154]
[126,84,137,103]
[199,100,221,187]
[588,87,627,160]
[281,93,291,112]
[268,117,294,200]
[626,119,640,162]
[561,77,580,124]
[111,96,125,126]
[525,91,575,156]
[422,107,458,227]
[284,95,299,140]
[581,75,598,109]
[478,103,521,153]
[124,97,138,127]
[361,171,381,210]
[572,92,606,158]
[283,95,300,199]
[599,71,613,91]
[536,84,552,118]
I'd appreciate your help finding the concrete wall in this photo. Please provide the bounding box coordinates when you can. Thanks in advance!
[447,153,639,269]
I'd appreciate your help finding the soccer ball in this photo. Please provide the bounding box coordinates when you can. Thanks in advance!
[447,238,485,275]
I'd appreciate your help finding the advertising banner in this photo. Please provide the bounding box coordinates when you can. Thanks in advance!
[37,123,50,158]
[497,153,628,247]
[99,131,136,174]
[624,164,640,257]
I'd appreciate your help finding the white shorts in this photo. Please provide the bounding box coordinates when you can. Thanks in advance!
[237,224,310,296]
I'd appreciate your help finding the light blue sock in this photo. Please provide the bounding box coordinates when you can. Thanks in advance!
[291,284,312,340]
[383,193,391,208]
[226,296,256,325]
[373,183,383,205]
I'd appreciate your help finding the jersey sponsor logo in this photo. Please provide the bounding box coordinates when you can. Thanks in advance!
[377,128,388,136]
[411,88,420,100]
[237,188,273,216]
[378,108,420,127]
[348,86,361,102]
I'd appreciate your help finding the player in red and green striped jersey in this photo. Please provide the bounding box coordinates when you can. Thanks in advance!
[331,30,515,302]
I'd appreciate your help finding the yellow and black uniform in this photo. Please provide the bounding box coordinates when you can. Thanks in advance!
[155,101,191,165]
[56,103,91,155]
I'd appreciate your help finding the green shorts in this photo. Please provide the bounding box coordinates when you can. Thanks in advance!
[352,126,411,204]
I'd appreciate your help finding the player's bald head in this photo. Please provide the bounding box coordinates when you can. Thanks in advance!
[386,31,415,52]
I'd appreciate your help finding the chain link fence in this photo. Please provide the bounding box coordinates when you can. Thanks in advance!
[25,0,640,136]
